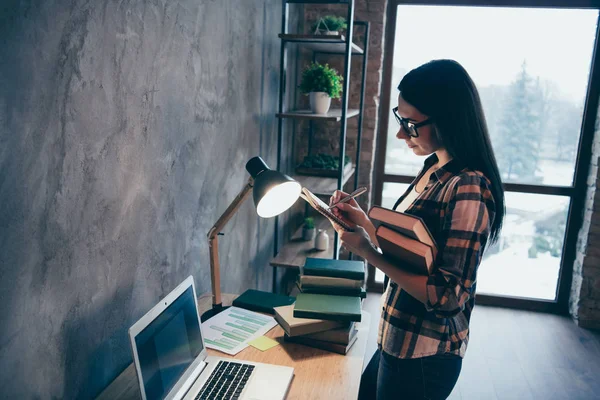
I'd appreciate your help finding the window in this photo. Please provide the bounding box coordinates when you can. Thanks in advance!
[375,3,598,305]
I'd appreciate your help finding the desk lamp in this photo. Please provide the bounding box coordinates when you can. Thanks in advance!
[202,156,301,322]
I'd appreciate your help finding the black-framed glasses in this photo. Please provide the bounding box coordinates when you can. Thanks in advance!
[392,107,434,138]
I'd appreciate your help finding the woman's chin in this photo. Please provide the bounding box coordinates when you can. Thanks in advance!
[409,146,423,155]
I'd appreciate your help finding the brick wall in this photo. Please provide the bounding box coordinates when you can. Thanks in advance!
[297,0,388,210]
[571,110,600,330]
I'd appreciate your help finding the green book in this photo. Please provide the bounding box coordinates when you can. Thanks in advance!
[284,332,359,355]
[301,286,367,298]
[303,258,365,281]
[301,322,357,345]
[232,289,295,314]
[293,293,362,322]
[274,305,347,336]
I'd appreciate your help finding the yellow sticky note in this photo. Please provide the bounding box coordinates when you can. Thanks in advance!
[248,336,279,351]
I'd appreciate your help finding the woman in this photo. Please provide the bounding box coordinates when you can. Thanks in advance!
[330,59,505,400]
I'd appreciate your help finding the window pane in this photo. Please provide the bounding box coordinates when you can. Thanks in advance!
[385,6,597,186]
[377,186,569,299]
[478,192,570,300]
[382,182,410,210]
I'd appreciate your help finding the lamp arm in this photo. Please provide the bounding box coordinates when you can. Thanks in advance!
[207,176,254,309]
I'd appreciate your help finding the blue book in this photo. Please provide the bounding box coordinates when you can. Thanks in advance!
[303,258,365,281]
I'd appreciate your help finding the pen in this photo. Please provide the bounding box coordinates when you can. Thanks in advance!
[328,186,368,210]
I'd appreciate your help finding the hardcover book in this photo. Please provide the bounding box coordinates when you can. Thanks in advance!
[300,322,357,345]
[368,205,437,252]
[303,257,365,281]
[273,304,347,337]
[293,293,362,322]
[376,225,435,275]
[284,331,359,355]
[299,274,364,289]
[300,286,367,298]
[232,289,295,314]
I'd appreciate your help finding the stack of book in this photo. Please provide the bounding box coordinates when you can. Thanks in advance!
[275,257,365,355]
[297,257,367,299]
[368,206,438,275]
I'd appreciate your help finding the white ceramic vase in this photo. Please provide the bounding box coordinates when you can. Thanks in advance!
[314,229,329,251]
[309,92,332,114]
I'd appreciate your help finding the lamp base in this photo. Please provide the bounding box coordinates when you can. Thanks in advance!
[200,303,230,322]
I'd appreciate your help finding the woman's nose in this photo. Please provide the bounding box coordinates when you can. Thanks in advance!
[396,126,409,140]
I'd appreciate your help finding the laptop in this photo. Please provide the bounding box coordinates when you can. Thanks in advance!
[128,276,294,400]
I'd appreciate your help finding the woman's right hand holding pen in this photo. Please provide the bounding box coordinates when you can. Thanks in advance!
[329,190,368,228]
[329,190,379,248]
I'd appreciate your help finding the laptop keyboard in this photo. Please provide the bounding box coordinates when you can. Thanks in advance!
[195,360,255,400]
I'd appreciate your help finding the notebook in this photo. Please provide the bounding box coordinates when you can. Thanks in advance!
[300,187,353,231]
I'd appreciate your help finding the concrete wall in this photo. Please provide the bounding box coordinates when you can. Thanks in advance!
[0,0,288,398]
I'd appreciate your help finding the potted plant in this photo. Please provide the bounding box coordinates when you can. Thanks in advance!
[302,217,316,241]
[311,15,347,35]
[296,153,351,177]
[299,62,343,114]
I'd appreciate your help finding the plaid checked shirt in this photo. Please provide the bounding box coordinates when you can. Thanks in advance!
[377,154,496,359]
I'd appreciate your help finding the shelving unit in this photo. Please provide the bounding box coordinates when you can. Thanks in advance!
[270,216,335,269]
[276,108,360,121]
[292,162,355,196]
[272,0,369,289]
[278,34,364,54]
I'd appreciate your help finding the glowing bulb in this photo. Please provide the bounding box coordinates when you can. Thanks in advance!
[256,181,301,218]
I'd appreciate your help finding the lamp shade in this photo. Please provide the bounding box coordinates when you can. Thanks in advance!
[245,157,301,218]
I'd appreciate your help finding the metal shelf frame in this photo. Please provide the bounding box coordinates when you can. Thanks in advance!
[272,0,369,291]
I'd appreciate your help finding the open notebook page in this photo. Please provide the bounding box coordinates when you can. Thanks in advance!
[301,187,353,232]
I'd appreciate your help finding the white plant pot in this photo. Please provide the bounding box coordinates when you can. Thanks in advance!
[317,30,339,36]
[309,92,331,114]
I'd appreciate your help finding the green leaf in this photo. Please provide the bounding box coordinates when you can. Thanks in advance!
[298,62,343,99]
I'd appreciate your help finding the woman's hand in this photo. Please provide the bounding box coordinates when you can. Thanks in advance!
[338,226,377,259]
[329,190,368,227]
[329,190,379,247]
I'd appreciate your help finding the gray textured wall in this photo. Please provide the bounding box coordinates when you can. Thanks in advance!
[0,0,288,398]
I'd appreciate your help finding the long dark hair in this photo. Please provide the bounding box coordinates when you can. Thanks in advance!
[399,59,505,244]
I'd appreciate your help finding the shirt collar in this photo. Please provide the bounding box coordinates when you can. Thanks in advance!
[424,153,465,185]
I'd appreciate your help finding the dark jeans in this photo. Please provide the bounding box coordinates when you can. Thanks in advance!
[359,349,462,400]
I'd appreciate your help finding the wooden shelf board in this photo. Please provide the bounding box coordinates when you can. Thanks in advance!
[270,216,338,269]
[276,109,359,121]
[278,34,363,55]
[292,165,355,197]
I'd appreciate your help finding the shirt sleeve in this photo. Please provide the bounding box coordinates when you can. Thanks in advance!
[425,173,495,318]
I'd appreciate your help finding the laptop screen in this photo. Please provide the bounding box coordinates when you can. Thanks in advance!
[134,286,204,400]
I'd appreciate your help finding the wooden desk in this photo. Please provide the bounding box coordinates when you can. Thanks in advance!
[97,294,370,400]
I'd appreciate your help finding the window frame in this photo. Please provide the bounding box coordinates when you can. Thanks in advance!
[370,0,600,314]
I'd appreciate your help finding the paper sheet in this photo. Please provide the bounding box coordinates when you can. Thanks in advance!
[201,306,278,355]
